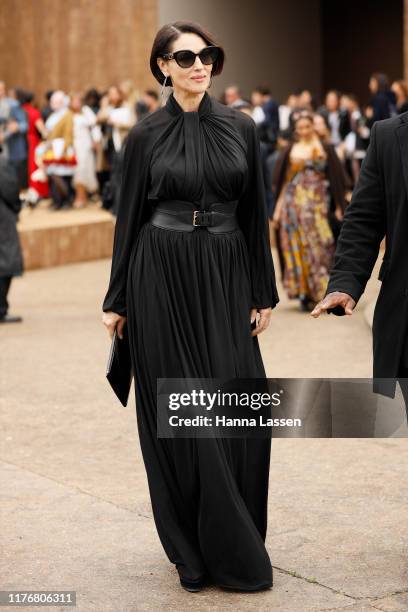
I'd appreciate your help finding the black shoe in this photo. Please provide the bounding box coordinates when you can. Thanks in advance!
[0,314,23,323]
[50,200,72,211]
[179,575,209,592]
[60,201,73,210]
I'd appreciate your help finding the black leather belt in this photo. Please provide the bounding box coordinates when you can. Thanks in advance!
[149,199,239,233]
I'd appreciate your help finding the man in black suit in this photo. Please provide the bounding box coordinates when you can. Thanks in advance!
[311,111,408,401]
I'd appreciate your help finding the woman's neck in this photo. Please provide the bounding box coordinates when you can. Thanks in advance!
[299,135,317,146]
[173,89,205,112]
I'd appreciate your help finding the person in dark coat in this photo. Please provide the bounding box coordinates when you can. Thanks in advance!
[317,90,351,146]
[253,84,280,155]
[366,73,397,124]
[0,158,24,323]
[310,111,408,400]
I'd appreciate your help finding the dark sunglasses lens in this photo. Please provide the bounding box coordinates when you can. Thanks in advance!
[200,47,219,65]
[175,51,196,68]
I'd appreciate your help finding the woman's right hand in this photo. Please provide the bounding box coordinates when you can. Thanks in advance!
[102,311,127,339]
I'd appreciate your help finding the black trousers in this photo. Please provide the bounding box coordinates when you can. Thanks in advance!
[48,174,74,208]
[9,159,28,191]
[0,275,12,318]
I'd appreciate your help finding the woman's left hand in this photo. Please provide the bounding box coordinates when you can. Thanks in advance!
[250,307,272,336]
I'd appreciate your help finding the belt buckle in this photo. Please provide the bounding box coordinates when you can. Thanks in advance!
[193,210,200,226]
[193,210,212,227]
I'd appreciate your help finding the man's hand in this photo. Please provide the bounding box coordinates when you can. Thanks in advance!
[310,292,356,317]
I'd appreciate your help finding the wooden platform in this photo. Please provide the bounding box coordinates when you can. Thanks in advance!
[17,200,115,270]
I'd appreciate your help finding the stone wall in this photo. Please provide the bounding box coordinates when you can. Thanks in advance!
[0,0,159,100]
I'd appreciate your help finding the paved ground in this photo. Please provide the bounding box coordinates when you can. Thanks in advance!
[2,249,408,612]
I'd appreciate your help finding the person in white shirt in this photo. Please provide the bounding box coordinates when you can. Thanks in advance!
[69,92,98,208]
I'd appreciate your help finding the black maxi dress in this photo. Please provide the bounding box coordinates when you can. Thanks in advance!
[102,90,279,590]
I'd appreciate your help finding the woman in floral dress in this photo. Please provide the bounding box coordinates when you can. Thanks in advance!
[272,110,348,311]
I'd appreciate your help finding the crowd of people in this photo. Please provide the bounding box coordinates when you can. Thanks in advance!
[0,71,406,322]
[0,79,160,211]
[220,73,405,310]
[0,72,404,212]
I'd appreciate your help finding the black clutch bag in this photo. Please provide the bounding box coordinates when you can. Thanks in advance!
[106,322,134,407]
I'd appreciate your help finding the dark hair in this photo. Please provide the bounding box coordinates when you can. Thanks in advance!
[371,72,389,92]
[315,111,330,130]
[15,88,33,104]
[326,89,341,100]
[291,108,315,127]
[145,89,159,101]
[84,88,101,104]
[254,84,271,96]
[150,20,225,87]
[345,92,359,105]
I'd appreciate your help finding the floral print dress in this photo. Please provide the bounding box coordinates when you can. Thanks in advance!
[278,150,335,303]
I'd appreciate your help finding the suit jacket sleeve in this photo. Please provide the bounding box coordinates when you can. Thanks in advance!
[102,122,151,316]
[325,121,386,309]
[0,161,21,213]
[237,117,280,310]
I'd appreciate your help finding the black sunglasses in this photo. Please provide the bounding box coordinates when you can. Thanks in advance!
[161,45,220,69]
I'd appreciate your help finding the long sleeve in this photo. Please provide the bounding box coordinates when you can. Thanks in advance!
[102,122,151,316]
[325,121,386,307]
[271,145,290,209]
[0,161,21,213]
[237,117,279,310]
[325,144,349,211]
[10,104,28,135]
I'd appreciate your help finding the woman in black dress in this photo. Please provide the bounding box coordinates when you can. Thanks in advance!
[102,20,279,593]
